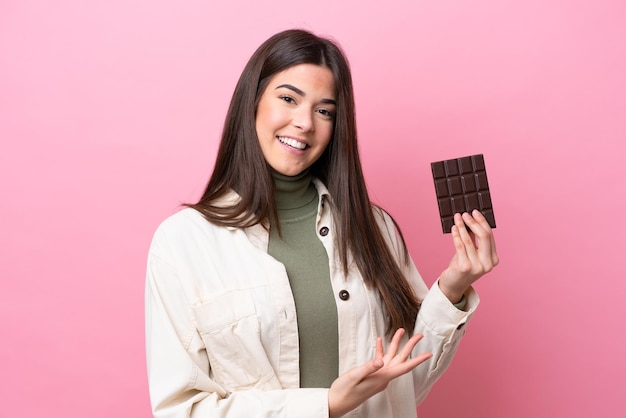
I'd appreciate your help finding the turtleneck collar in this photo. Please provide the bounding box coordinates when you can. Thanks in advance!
[272,169,317,210]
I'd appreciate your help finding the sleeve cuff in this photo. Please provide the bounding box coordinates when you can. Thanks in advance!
[284,388,329,418]
[453,294,467,310]
[417,279,479,336]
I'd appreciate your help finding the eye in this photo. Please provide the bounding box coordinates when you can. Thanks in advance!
[316,108,336,119]
[279,95,296,104]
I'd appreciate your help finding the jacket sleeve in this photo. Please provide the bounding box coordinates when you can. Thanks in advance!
[411,272,479,405]
[145,238,329,418]
[373,207,479,405]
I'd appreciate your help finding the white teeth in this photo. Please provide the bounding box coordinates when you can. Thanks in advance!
[277,136,306,150]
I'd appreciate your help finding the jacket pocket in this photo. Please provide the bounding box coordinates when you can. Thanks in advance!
[193,289,276,390]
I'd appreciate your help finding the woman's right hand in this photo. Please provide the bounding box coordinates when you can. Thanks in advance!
[327,328,432,418]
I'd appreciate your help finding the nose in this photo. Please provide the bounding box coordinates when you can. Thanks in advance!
[292,107,315,133]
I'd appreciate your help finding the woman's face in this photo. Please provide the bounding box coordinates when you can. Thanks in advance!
[255,63,336,176]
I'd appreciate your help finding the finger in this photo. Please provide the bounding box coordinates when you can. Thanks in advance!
[391,333,425,365]
[386,352,433,378]
[469,209,491,233]
[456,213,480,266]
[464,212,497,267]
[384,328,405,362]
[375,337,384,362]
[367,338,384,376]
[482,215,499,265]
[468,210,495,251]
[467,210,498,269]
[486,226,499,267]
[450,228,469,273]
[490,235,499,266]
[405,352,433,369]
[451,214,468,257]
[462,211,487,241]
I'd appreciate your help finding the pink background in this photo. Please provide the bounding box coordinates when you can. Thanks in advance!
[1,0,625,417]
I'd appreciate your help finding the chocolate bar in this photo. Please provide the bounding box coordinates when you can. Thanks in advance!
[431,154,496,233]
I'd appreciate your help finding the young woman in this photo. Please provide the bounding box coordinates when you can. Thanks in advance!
[145,29,498,418]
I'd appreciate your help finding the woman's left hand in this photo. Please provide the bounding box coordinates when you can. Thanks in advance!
[327,328,432,418]
[438,209,499,303]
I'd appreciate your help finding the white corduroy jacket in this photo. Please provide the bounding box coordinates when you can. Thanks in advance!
[145,179,479,417]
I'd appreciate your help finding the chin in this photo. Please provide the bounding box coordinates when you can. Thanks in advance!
[274,166,307,177]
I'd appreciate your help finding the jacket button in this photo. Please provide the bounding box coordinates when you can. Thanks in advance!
[319,226,329,236]
[339,290,350,301]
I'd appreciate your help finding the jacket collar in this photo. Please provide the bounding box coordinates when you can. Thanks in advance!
[237,178,332,252]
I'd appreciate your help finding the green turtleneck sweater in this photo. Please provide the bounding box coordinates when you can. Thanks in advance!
[268,171,339,388]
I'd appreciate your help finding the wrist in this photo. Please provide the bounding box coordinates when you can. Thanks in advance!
[437,279,465,304]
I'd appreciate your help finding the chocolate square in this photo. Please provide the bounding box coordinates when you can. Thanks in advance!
[431,154,496,233]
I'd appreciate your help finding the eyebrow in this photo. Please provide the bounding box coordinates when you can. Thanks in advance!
[275,84,336,105]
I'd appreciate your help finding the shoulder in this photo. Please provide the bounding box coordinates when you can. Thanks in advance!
[149,207,228,258]
[153,207,209,237]
[152,188,242,239]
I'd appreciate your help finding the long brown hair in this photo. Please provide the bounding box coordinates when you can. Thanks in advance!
[189,29,420,336]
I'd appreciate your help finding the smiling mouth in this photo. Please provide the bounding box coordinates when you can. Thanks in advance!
[277,136,307,150]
